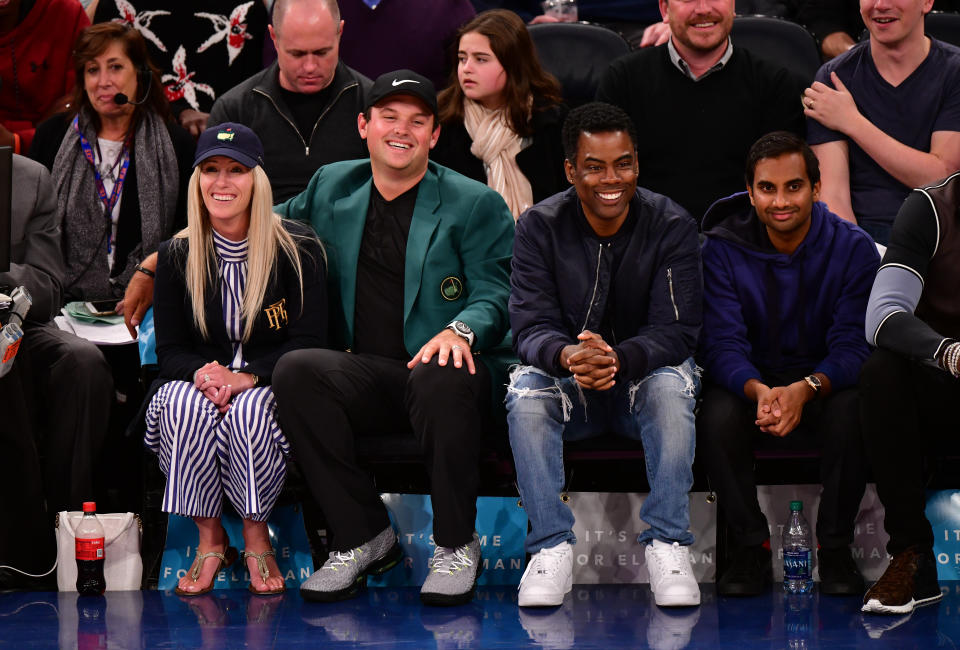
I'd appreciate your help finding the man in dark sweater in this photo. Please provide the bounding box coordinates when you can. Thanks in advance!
[596,0,804,225]
[698,132,879,597]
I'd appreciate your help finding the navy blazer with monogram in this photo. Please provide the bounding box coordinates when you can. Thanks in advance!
[153,220,327,385]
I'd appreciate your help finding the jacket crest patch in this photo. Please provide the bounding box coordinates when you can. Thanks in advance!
[440,276,463,301]
[264,298,287,330]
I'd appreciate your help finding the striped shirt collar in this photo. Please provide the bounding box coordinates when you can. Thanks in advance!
[212,229,248,263]
[667,37,733,81]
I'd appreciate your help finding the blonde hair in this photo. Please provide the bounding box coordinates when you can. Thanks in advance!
[175,165,319,342]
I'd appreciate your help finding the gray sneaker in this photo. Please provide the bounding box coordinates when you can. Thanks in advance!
[420,533,483,606]
[300,526,402,602]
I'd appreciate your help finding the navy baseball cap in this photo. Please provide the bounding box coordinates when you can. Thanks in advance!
[365,69,438,119]
[193,122,264,169]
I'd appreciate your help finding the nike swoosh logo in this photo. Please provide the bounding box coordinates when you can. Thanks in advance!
[392,79,419,86]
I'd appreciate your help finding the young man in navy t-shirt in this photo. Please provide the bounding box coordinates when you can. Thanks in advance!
[804,0,960,244]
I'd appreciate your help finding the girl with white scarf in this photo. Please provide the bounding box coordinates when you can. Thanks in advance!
[432,10,568,220]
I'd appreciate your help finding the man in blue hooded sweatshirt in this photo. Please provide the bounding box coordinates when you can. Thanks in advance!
[697,131,879,597]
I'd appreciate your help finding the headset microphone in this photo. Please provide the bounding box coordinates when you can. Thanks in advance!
[112,66,153,106]
[113,92,148,106]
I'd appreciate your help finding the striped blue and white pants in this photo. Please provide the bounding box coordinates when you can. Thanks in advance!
[144,382,290,522]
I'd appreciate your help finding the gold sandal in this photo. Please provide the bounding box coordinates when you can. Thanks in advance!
[244,548,286,595]
[174,546,239,596]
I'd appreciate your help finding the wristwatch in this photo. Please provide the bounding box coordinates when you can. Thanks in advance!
[447,320,475,347]
[803,374,821,398]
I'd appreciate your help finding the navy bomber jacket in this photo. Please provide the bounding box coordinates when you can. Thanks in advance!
[510,186,702,381]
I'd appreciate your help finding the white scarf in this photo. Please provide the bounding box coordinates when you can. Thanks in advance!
[463,99,533,220]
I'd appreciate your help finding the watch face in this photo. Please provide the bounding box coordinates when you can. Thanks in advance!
[455,321,473,336]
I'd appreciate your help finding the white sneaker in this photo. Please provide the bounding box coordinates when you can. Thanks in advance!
[518,542,574,607]
[645,540,700,607]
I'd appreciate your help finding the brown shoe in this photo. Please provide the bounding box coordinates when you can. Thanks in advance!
[861,546,942,615]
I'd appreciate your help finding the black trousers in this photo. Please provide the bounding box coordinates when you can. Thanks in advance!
[860,348,960,555]
[697,380,866,549]
[0,324,112,579]
[20,324,114,512]
[273,349,491,550]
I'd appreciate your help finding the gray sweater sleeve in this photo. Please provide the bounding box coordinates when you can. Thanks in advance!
[865,190,953,364]
[0,156,64,322]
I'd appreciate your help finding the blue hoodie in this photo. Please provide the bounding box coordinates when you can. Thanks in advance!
[699,192,880,397]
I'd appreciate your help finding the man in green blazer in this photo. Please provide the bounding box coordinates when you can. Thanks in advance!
[272,70,514,607]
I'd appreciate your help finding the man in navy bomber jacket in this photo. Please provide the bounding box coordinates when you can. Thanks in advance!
[506,103,704,610]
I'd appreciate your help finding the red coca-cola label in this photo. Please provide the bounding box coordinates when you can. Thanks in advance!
[76,537,104,561]
[2,338,21,363]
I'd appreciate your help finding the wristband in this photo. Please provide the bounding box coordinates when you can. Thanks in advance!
[135,263,156,278]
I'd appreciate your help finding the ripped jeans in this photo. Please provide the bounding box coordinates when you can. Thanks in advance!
[505,358,700,554]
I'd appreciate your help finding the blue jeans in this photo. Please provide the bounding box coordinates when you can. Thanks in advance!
[505,358,700,554]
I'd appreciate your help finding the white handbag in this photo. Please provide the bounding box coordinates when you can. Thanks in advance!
[56,511,143,592]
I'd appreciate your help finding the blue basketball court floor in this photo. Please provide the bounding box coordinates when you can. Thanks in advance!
[1,581,957,648]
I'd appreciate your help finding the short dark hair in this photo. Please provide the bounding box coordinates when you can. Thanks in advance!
[744,131,820,187]
[561,102,638,164]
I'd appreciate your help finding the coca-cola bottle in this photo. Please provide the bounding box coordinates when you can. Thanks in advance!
[76,501,106,595]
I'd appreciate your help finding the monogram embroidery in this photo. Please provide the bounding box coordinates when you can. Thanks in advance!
[264,299,287,330]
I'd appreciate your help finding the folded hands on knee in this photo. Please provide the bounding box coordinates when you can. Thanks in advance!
[193,361,256,413]
[560,330,618,391]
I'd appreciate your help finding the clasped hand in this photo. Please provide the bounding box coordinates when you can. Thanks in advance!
[754,382,808,437]
[193,361,255,413]
[560,330,618,391]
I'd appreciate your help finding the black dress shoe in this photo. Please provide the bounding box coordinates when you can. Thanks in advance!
[718,544,772,596]
[818,546,865,595]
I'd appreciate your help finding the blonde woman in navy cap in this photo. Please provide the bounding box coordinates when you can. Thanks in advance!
[144,122,327,596]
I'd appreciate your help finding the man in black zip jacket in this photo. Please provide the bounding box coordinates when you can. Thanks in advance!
[208,0,371,202]
[506,102,703,609]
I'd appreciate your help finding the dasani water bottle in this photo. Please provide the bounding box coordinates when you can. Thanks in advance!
[783,500,813,594]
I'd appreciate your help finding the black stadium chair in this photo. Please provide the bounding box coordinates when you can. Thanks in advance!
[925,11,960,47]
[528,22,631,108]
[731,15,822,85]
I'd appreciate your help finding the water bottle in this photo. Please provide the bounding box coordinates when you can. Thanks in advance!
[783,500,813,594]
[784,592,812,649]
[76,502,106,595]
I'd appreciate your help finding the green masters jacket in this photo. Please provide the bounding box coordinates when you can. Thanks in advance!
[275,159,516,396]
